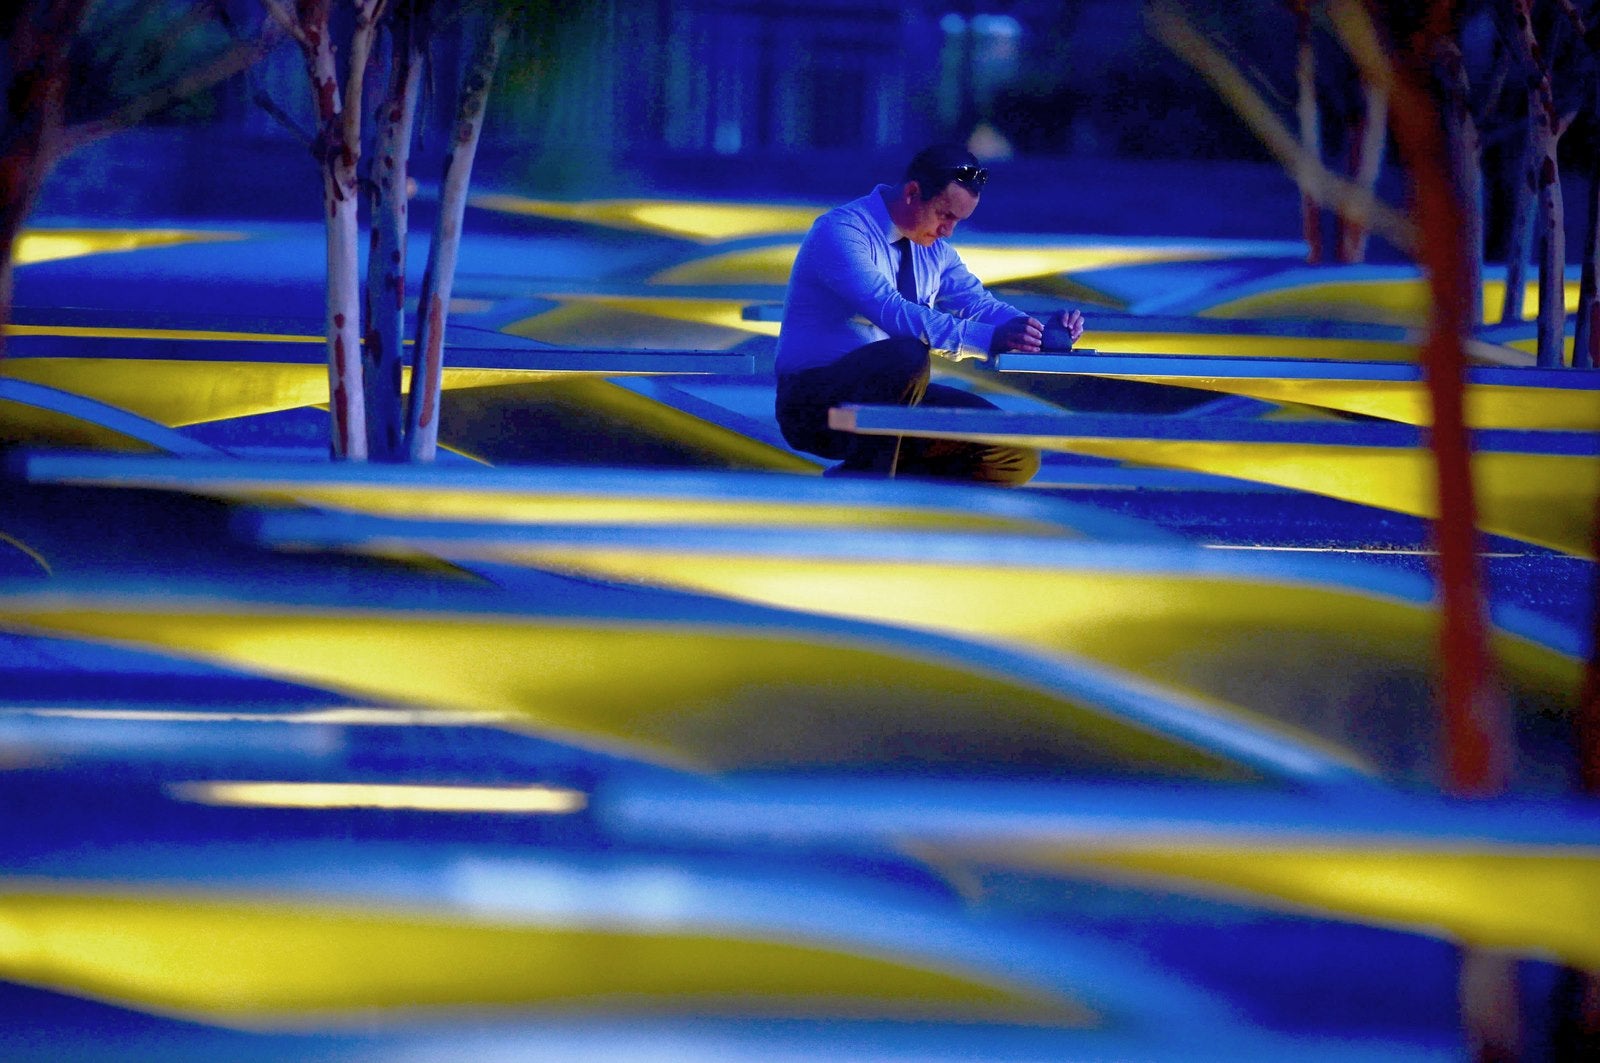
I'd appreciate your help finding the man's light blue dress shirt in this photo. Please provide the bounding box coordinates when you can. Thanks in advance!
[775,184,1023,376]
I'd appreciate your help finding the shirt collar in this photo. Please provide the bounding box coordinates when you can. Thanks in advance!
[869,184,906,245]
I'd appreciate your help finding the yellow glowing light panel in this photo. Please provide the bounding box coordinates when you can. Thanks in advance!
[0,598,1259,780]
[170,780,587,814]
[1059,372,1600,431]
[0,353,742,430]
[845,419,1599,559]
[502,296,777,349]
[469,194,827,242]
[0,889,1084,1026]
[431,377,812,471]
[1200,277,1579,325]
[650,241,1238,295]
[0,396,163,453]
[1089,330,1420,362]
[920,837,1600,971]
[13,229,246,266]
[54,473,1070,535]
[430,544,1576,782]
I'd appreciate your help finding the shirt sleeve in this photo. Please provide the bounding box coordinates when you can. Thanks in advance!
[935,253,1025,329]
[805,217,1004,363]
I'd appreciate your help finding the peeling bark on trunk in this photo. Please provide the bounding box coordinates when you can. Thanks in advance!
[1292,1,1323,263]
[288,0,386,459]
[1512,0,1567,366]
[296,0,364,458]
[364,5,424,460]
[404,16,510,462]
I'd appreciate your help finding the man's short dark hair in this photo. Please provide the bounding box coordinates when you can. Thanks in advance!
[903,143,989,200]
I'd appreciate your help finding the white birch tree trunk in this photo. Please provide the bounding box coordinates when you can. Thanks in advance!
[280,0,385,458]
[404,16,510,461]
[364,2,423,459]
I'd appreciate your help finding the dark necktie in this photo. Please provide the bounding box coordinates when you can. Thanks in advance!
[893,237,918,304]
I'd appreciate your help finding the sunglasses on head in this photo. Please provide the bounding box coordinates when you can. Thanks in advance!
[945,164,989,191]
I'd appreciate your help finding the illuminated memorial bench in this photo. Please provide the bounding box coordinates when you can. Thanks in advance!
[829,406,1600,559]
[10,451,1170,540]
[0,816,1393,1061]
[995,352,1600,431]
[0,835,1213,1039]
[0,775,1472,1061]
[0,561,1333,784]
[0,379,219,455]
[1,320,757,428]
[598,777,1600,978]
[231,513,1582,789]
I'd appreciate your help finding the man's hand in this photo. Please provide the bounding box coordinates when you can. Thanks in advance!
[1059,309,1085,344]
[1042,309,1086,350]
[990,314,1044,355]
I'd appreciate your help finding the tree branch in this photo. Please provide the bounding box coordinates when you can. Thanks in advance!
[261,0,308,49]
[1146,0,1417,253]
[61,31,277,152]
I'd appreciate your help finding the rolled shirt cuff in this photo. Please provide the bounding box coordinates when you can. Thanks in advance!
[932,321,994,363]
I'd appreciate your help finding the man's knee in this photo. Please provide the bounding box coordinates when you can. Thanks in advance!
[857,337,931,399]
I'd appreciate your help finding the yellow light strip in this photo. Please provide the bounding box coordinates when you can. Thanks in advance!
[169,780,587,814]
[469,194,826,241]
[501,294,780,346]
[4,324,323,343]
[8,707,513,726]
[15,229,246,266]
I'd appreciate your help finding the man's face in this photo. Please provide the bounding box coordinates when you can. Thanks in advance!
[898,180,979,245]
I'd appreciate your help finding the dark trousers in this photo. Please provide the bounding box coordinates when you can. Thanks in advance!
[775,336,1039,485]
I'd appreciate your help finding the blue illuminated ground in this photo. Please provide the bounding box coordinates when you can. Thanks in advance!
[1,168,1596,1061]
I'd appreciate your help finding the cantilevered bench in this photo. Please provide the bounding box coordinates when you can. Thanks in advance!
[0,817,1238,1052]
[1,325,757,428]
[232,512,1583,787]
[0,564,1327,785]
[996,351,1600,430]
[0,379,219,455]
[10,451,1172,540]
[829,405,1600,558]
[598,775,1600,976]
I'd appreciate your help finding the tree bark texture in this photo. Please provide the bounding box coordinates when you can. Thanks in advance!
[1353,4,1513,1057]
[1500,124,1535,324]
[405,16,510,462]
[1566,0,1600,366]
[1343,0,1507,784]
[1435,38,1480,322]
[364,3,424,460]
[1511,0,1567,366]
[288,0,387,459]
[1575,143,1600,368]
